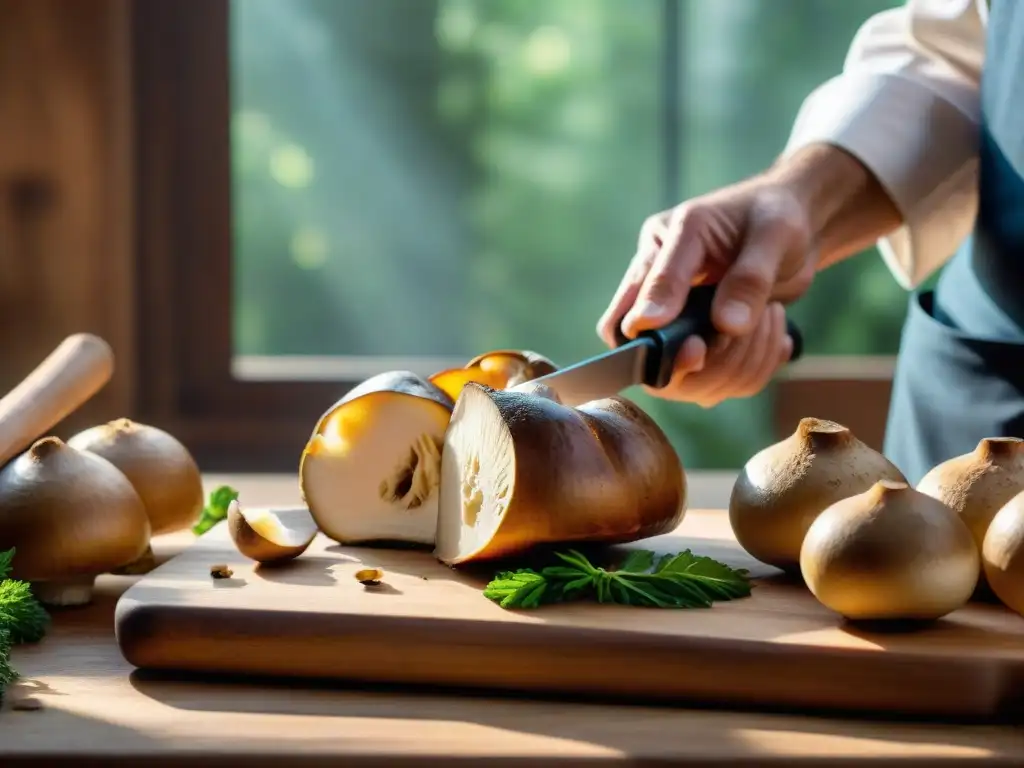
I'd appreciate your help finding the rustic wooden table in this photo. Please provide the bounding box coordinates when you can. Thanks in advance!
[3,474,1024,766]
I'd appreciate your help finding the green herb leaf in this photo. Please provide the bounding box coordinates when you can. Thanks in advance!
[0,629,15,687]
[482,548,752,611]
[618,549,655,573]
[191,485,240,536]
[0,548,51,699]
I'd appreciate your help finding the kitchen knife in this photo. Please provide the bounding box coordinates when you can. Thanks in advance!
[528,284,803,407]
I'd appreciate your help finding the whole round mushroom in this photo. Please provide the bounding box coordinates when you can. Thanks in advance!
[917,437,1024,552]
[729,418,906,572]
[0,437,151,606]
[68,418,205,574]
[800,480,979,622]
[981,490,1024,616]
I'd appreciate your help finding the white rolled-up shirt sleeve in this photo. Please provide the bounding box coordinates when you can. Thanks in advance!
[782,0,987,289]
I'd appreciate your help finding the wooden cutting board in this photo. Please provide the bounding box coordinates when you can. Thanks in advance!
[114,509,1024,719]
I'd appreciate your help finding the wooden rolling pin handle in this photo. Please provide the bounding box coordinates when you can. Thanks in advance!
[0,333,115,467]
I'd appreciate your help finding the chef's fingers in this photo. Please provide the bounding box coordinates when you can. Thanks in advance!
[732,303,786,398]
[639,335,707,402]
[655,333,735,407]
[769,304,794,382]
[621,206,707,339]
[596,217,668,347]
[596,247,656,348]
[712,191,802,336]
[692,317,769,408]
[674,335,707,375]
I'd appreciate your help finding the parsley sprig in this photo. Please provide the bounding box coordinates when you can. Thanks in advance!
[483,549,752,609]
[0,548,50,698]
[191,485,241,536]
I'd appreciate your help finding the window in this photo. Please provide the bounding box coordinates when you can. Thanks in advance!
[134,0,905,472]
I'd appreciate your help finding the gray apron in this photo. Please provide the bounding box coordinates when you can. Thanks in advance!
[884,0,1024,485]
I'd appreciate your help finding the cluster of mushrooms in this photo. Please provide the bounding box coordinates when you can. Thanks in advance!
[0,419,205,606]
[730,417,1024,622]
[282,349,689,568]
[26,347,1022,632]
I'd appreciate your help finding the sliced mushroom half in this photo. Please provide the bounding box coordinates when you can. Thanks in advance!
[300,371,454,546]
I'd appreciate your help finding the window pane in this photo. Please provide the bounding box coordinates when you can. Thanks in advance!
[231,0,905,469]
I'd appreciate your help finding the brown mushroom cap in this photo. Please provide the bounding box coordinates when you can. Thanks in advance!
[300,371,454,546]
[67,418,205,536]
[917,437,1024,551]
[227,500,318,564]
[0,437,150,603]
[729,418,906,572]
[800,480,979,621]
[981,490,1024,615]
[429,350,557,401]
[434,382,685,565]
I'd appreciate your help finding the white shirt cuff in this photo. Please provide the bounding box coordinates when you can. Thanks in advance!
[783,71,980,289]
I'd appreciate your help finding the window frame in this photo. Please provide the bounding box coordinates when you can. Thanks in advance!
[130,0,894,473]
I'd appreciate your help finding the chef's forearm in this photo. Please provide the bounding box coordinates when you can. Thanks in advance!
[768,143,903,270]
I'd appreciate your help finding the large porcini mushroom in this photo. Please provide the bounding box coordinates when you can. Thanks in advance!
[429,350,557,401]
[981,490,1024,616]
[729,418,906,572]
[67,418,205,573]
[300,371,455,545]
[0,437,150,606]
[800,480,979,621]
[434,381,686,565]
[917,437,1024,552]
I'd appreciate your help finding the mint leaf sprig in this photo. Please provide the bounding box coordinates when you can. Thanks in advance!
[483,548,752,610]
[191,485,240,536]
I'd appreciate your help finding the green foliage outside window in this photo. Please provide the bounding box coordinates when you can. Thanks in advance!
[230,0,904,468]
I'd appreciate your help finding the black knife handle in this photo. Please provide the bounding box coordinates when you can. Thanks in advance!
[613,284,804,389]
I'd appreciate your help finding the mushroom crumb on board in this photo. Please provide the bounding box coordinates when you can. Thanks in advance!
[210,564,234,579]
[355,568,384,586]
[12,696,43,712]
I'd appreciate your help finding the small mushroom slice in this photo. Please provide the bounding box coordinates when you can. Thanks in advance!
[434,382,686,565]
[227,501,318,564]
[300,371,454,546]
[429,349,557,401]
[0,437,150,606]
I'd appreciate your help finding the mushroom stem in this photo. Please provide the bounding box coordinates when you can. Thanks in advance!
[109,543,157,575]
[31,575,97,607]
[797,417,853,451]
[976,437,1024,462]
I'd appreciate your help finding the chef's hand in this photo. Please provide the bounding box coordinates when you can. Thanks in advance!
[596,180,818,407]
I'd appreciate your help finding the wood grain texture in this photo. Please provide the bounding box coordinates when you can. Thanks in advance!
[5,476,1024,766]
[0,0,135,431]
[115,509,1024,720]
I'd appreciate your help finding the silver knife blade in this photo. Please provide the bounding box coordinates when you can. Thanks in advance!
[527,338,656,407]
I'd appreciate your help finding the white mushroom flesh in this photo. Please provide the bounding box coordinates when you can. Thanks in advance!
[303,398,449,544]
[435,391,515,563]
